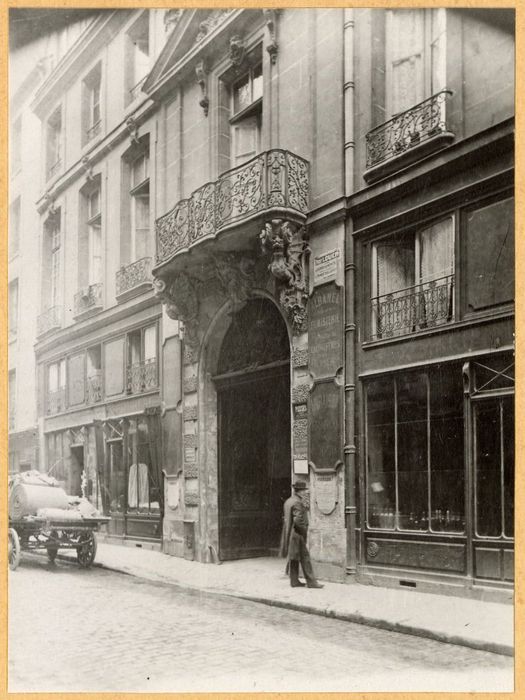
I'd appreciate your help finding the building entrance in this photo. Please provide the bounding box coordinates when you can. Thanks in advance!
[214,298,291,560]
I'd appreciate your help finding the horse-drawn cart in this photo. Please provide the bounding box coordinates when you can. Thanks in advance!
[8,471,109,571]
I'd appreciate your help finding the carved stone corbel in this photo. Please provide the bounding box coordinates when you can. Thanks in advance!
[44,192,57,217]
[126,117,140,146]
[260,219,308,333]
[195,60,209,117]
[212,252,256,313]
[263,9,280,64]
[164,9,183,33]
[229,35,246,70]
[153,274,200,351]
[81,156,94,182]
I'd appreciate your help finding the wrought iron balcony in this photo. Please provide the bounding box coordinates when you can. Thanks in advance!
[371,274,454,340]
[74,282,103,319]
[155,149,309,266]
[86,373,102,404]
[116,256,153,300]
[46,387,66,415]
[37,305,62,337]
[126,358,158,395]
[365,90,454,177]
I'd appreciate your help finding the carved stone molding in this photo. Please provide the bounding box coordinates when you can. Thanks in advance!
[184,492,199,507]
[164,9,183,33]
[263,9,280,64]
[153,274,200,350]
[292,347,308,368]
[184,465,199,479]
[195,60,209,117]
[229,35,246,70]
[195,9,234,44]
[126,116,140,145]
[260,219,308,333]
[81,156,94,182]
[183,406,198,421]
[292,383,310,405]
[183,376,198,394]
[211,252,256,313]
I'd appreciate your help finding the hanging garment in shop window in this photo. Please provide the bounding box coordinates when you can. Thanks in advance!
[128,462,149,509]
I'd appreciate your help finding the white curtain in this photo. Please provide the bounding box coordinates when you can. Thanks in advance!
[128,462,149,509]
[376,242,415,296]
[419,218,453,283]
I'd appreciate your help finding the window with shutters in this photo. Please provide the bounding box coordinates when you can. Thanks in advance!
[46,106,62,180]
[125,12,150,103]
[87,188,102,286]
[47,359,67,415]
[370,217,454,339]
[130,150,150,261]
[82,62,102,145]
[42,208,61,311]
[385,8,446,118]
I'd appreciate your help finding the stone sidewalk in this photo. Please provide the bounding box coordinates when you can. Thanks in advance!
[59,541,513,657]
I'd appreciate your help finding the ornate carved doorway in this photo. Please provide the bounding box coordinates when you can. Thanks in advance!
[214,298,291,560]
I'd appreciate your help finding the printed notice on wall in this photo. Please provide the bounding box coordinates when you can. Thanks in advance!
[308,282,343,378]
[313,248,340,286]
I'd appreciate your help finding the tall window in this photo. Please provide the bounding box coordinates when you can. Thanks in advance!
[127,324,158,394]
[11,116,21,176]
[82,63,102,144]
[8,279,19,338]
[130,150,150,260]
[385,9,446,116]
[43,209,61,310]
[47,359,66,414]
[371,217,454,338]
[46,106,62,179]
[9,197,20,258]
[87,188,102,285]
[366,366,465,533]
[126,12,150,102]
[8,370,16,431]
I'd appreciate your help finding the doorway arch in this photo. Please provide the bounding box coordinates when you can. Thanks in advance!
[211,297,292,560]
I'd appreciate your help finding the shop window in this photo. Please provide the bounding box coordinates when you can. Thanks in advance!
[8,279,18,339]
[125,12,150,103]
[474,396,514,539]
[127,418,161,514]
[371,217,454,339]
[46,105,62,179]
[82,62,102,144]
[9,197,20,258]
[464,196,514,313]
[47,359,66,415]
[385,9,446,117]
[109,440,125,513]
[366,365,465,533]
[126,324,158,394]
[47,432,66,484]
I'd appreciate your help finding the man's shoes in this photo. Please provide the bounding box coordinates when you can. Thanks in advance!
[291,581,306,587]
[307,582,324,589]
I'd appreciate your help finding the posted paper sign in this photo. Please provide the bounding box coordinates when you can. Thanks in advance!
[313,248,340,285]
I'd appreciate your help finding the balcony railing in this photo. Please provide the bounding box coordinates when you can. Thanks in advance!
[86,120,101,141]
[86,372,102,404]
[46,387,66,415]
[116,256,153,299]
[365,90,453,170]
[126,358,158,395]
[371,274,454,340]
[74,283,103,318]
[37,305,62,337]
[155,149,309,265]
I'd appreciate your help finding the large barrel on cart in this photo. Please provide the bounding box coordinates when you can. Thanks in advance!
[8,471,109,571]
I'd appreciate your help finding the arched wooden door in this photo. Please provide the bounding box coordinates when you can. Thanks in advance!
[215,299,291,560]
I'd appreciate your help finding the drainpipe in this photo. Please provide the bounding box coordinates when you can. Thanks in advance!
[343,8,357,576]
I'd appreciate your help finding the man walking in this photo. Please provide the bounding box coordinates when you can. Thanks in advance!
[280,480,323,588]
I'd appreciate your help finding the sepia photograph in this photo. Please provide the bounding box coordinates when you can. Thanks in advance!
[7,3,516,694]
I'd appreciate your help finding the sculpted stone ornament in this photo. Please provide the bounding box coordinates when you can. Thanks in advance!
[212,253,256,313]
[263,9,280,64]
[195,61,209,117]
[153,275,200,350]
[229,35,246,70]
[126,117,140,145]
[260,219,308,333]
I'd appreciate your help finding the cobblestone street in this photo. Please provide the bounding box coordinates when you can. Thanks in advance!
[9,555,513,693]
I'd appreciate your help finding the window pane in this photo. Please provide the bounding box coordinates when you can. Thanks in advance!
[475,401,502,537]
[233,74,251,113]
[68,353,85,407]
[419,218,454,282]
[389,10,425,113]
[128,330,142,365]
[465,197,514,311]
[252,62,263,101]
[104,338,125,396]
[375,234,415,296]
[503,397,514,538]
[89,223,102,284]
[397,373,428,530]
[109,442,125,512]
[429,366,465,532]
[232,116,260,166]
[366,378,396,529]
[144,326,157,361]
[48,363,58,392]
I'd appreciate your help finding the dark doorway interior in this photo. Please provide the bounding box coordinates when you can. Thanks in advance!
[69,444,84,497]
[215,299,291,560]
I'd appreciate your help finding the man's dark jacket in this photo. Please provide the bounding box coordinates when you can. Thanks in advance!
[279,493,309,561]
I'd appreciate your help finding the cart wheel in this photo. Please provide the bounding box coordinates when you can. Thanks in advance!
[76,532,97,568]
[47,546,58,563]
[8,528,21,571]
